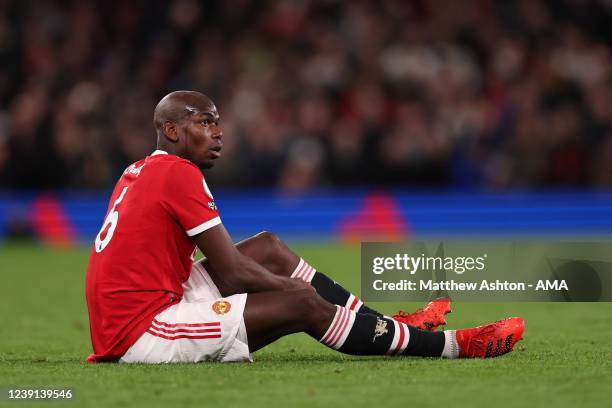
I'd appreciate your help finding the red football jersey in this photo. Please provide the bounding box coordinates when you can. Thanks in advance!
[85,150,220,362]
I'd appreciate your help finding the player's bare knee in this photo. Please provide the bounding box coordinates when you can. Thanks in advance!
[256,230,281,249]
[252,231,299,278]
[255,231,286,259]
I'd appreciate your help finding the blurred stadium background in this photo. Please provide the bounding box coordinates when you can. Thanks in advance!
[1,0,612,244]
[2,3,612,406]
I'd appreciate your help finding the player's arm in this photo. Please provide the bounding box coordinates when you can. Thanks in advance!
[193,223,309,294]
[165,161,305,294]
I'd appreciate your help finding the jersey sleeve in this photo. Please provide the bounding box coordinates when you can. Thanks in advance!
[163,161,221,236]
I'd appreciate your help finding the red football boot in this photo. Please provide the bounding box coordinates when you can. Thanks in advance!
[456,317,524,358]
[393,297,452,331]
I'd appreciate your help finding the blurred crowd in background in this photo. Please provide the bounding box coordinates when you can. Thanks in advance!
[1,0,612,191]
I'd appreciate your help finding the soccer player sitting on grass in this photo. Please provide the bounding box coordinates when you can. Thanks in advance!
[85,91,524,364]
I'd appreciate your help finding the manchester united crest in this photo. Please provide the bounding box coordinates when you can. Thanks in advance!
[212,300,231,315]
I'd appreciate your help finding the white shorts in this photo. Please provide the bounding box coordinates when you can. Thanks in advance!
[120,262,252,364]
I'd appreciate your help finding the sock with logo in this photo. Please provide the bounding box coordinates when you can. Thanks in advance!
[317,306,458,358]
[291,258,383,316]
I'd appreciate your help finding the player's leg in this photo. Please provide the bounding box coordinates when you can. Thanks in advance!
[243,288,444,356]
[243,288,335,352]
[201,231,384,316]
[234,231,450,330]
[242,288,524,358]
[201,231,450,330]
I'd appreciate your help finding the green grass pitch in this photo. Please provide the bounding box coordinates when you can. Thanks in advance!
[1,243,611,408]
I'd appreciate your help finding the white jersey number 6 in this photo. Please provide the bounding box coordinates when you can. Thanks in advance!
[95,186,128,253]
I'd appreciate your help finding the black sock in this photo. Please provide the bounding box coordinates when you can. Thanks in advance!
[291,258,383,316]
[290,258,382,316]
[402,326,445,357]
[319,306,445,357]
[309,271,383,316]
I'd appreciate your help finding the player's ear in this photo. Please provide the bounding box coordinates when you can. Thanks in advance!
[163,121,179,142]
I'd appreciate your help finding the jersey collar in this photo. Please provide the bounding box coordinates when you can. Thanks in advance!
[151,150,168,156]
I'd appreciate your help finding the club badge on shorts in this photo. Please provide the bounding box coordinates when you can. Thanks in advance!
[212,300,231,315]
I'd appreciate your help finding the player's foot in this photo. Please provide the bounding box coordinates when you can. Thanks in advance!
[392,297,452,331]
[456,317,524,358]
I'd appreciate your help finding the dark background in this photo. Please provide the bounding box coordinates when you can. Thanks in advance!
[1,0,612,192]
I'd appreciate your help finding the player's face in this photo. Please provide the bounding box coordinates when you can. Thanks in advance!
[179,105,223,169]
